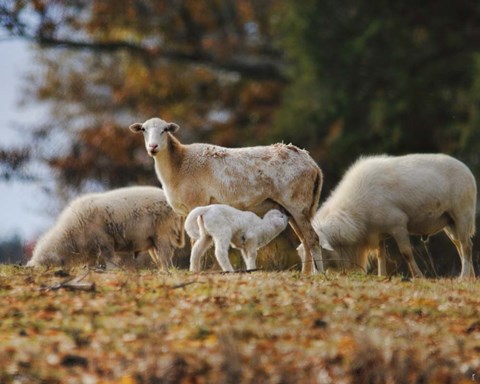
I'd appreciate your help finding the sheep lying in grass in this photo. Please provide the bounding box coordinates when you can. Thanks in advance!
[185,204,289,272]
[27,186,185,269]
[129,117,327,273]
[305,154,477,278]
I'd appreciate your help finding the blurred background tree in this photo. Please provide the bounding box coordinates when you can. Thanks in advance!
[1,0,479,273]
[275,0,480,188]
[1,0,285,198]
[2,0,480,190]
[0,234,24,264]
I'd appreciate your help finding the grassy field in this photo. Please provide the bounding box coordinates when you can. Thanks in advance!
[1,265,480,383]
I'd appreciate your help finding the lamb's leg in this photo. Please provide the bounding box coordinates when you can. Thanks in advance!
[241,245,257,271]
[213,237,235,272]
[190,236,213,272]
[289,216,323,274]
[391,226,423,278]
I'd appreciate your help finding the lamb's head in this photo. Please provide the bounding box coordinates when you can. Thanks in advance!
[129,117,179,157]
[264,209,289,233]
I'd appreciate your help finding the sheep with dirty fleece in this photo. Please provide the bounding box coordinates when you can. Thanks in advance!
[185,204,289,272]
[305,154,476,278]
[27,186,185,269]
[129,117,326,273]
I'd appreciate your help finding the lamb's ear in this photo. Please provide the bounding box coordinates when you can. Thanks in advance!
[164,123,179,133]
[318,230,334,251]
[129,123,144,133]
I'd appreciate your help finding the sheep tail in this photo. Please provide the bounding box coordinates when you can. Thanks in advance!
[309,170,323,218]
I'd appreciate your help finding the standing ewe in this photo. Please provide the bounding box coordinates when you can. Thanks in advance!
[309,154,477,278]
[129,117,327,273]
[27,186,185,269]
[185,204,289,272]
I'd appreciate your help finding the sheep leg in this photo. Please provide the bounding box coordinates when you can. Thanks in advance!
[289,220,308,271]
[241,246,257,271]
[161,244,175,270]
[190,236,213,272]
[148,249,159,265]
[377,245,387,276]
[289,217,323,274]
[458,237,475,278]
[95,243,114,269]
[391,227,423,278]
[149,245,172,272]
[164,247,175,269]
[213,237,235,272]
[148,249,167,271]
[444,226,475,278]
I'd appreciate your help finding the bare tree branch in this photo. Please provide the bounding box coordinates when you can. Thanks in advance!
[1,1,287,80]
[34,35,287,81]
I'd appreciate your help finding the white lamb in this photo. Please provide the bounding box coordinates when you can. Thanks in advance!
[130,117,327,273]
[305,154,477,278]
[27,186,185,269]
[184,204,289,272]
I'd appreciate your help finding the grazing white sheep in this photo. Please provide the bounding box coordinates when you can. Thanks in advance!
[129,117,327,273]
[307,154,477,278]
[27,186,185,269]
[184,204,289,272]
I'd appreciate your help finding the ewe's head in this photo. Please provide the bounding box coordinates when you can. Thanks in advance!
[129,117,179,157]
[26,245,64,268]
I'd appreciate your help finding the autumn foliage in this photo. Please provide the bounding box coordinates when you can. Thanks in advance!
[1,266,480,383]
[1,3,480,381]
[1,0,480,190]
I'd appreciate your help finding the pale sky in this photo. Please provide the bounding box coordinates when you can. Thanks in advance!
[0,39,52,240]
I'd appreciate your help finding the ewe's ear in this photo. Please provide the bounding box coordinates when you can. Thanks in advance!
[129,123,144,133]
[318,230,334,251]
[164,123,179,133]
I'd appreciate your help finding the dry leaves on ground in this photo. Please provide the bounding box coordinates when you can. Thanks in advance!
[0,265,479,383]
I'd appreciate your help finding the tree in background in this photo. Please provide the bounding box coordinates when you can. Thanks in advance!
[274,0,480,186]
[2,0,480,192]
[0,147,31,181]
[0,234,24,264]
[0,0,285,199]
[1,0,480,273]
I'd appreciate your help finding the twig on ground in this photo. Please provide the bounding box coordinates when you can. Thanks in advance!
[221,268,261,274]
[170,280,203,289]
[197,268,262,275]
[40,270,95,292]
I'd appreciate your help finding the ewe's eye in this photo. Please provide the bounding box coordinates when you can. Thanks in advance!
[140,126,146,132]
